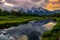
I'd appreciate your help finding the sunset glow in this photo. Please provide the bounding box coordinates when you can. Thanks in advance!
[45,0,60,10]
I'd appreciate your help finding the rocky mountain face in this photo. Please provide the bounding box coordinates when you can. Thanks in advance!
[18,7,60,15]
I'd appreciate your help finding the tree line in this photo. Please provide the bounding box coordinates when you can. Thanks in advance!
[0,9,60,17]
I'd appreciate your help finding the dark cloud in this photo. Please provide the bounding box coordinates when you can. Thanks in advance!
[0,0,2,1]
[0,2,2,4]
[45,0,49,3]
[31,0,40,2]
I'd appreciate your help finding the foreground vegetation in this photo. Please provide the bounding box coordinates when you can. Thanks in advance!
[0,15,45,29]
[42,18,60,40]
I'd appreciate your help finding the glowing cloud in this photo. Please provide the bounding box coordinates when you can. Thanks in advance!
[45,0,60,10]
[4,2,15,7]
[0,0,15,6]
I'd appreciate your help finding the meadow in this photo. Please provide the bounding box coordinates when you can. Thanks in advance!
[0,15,45,29]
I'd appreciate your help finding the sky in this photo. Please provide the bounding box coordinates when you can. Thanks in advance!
[0,0,60,11]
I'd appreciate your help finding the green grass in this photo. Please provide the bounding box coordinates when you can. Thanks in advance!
[0,16,40,24]
[0,16,45,29]
[42,18,60,40]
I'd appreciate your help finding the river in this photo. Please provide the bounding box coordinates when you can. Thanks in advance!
[0,19,57,40]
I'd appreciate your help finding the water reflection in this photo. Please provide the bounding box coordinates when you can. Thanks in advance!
[0,19,57,40]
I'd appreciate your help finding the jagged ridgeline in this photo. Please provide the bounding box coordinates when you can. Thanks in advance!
[0,7,60,16]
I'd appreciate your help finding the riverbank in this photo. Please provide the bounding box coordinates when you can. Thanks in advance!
[0,16,44,29]
[0,18,57,40]
[42,18,60,40]
[0,16,57,29]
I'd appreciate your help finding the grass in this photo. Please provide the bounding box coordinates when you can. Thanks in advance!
[42,18,60,40]
[0,16,42,24]
[0,16,45,29]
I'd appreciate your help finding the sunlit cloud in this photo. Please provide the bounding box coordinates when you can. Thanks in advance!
[0,0,15,6]
[45,0,60,10]
[4,2,15,7]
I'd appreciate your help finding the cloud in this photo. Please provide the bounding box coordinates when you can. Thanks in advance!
[0,0,47,9]
[30,0,41,2]
[0,0,60,10]
[45,0,60,10]
[6,0,47,8]
[0,0,16,10]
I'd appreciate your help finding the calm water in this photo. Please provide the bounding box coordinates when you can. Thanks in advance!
[0,19,57,40]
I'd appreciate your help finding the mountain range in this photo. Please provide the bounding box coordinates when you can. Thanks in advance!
[18,7,60,15]
[3,7,60,15]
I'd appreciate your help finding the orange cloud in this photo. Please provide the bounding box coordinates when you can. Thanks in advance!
[45,0,60,11]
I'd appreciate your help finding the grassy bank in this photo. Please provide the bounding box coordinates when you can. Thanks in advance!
[42,18,60,40]
[0,16,45,29]
[0,15,57,29]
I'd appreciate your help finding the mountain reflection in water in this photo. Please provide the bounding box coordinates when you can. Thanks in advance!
[0,19,57,40]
